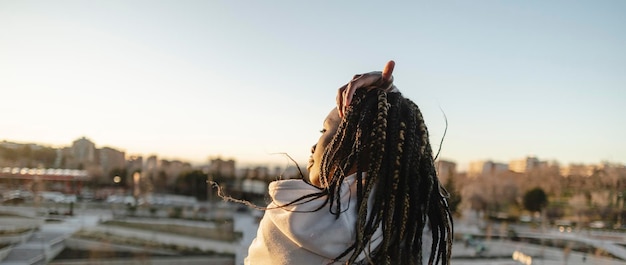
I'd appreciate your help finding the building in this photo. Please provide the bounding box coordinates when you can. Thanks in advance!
[71,137,96,164]
[207,157,236,177]
[0,167,89,194]
[559,163,596,177]
[508,156,541,174]
[98,147,126,176]
[127,155,143,174]
[468,160,508,177]
[253,166,271,180]
[144,155,160,180]
[436,160,457,183]
[160,159,192,184]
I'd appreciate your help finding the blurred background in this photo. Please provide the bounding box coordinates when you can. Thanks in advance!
[1,1,625,264]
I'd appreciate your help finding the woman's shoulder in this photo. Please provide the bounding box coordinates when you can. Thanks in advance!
[269,178,320,191]
[269,174,360,192]
[267,175,359,205]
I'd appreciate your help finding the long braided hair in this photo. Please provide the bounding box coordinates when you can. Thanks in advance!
[321,88,453,264]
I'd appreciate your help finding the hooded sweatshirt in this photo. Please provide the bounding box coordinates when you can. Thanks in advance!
[244,168,432,265]
[245,174,433,265]
[245,174,377,265]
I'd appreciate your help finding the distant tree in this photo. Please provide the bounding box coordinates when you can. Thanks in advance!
[469,194,487,217]
[19,145,32,158]
[486,180,520,214]
[523,187,548,214]
[443,175,462,216]
[31,147,57,167]
[154,170,169,193]
[545,203,565,222]
[0,146,18,162]
[175,170,208,200]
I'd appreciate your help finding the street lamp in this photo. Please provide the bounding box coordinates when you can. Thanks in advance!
[132,172,141,206]
[133,172,140,196]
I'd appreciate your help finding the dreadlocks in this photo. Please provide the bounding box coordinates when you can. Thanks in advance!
[321,88,453,265]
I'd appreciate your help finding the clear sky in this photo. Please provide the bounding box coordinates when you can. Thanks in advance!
[1,1,624,171]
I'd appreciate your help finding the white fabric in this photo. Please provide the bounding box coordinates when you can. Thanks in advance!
[245,174,433,265]
[245,174,380,265]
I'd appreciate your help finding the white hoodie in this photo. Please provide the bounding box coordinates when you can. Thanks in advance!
[245,174,434,265]
[245,174,379,265]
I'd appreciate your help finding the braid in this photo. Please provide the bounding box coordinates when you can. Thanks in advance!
[320,88,452,264]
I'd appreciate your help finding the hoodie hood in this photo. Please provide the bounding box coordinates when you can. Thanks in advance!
[245,174,380,264]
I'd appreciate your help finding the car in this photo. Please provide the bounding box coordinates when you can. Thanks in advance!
[589,221,606,229]
[558,226,572,233]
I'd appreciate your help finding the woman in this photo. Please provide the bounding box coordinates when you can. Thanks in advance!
[245,61,453,265]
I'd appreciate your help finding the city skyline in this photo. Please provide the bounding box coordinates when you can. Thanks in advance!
[1,136,621,173]
[1,1,624,171]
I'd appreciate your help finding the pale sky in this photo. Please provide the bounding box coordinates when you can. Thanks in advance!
[1,1,624,171]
